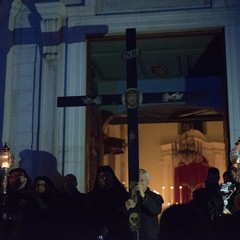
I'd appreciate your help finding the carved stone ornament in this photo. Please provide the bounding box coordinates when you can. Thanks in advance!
[121,88,143,109]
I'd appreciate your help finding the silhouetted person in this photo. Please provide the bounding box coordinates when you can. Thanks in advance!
[191,167,224,228]
[33,175,57,209]
[56,174,88,240]
[3,168,39,240]
[31,175,58,240]
[223,170,233,184]
[159,202,214,240]
[87,165,129,240]
[220,170,238,214]
[214,210,240,240]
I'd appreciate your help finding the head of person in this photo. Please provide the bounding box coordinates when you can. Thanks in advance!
[139,169,150,193]
[231,165,240,183]
[205,167,220,187]
[64,174,78,193]
[34,176,56,195]
[97,166,115,190]
[93,165,126,192]
[8,167,31,191]
[223,170,233,183]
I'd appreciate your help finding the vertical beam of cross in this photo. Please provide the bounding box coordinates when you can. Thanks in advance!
[124,28,141,239]
[126,28,139,188]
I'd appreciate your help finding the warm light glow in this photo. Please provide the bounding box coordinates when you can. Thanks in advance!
[0,143,14,196]
[0,143,14,170]
[1,161,10,168]
[172,129,202,164]
[179,185,183,204]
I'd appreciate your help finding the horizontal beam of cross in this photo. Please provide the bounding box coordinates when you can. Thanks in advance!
[57,91,208,107]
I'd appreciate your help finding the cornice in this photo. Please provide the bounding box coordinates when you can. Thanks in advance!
[69,7,240,34]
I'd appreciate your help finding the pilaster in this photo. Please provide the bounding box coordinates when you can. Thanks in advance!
[35,2,66,60]
[55,41,87,192]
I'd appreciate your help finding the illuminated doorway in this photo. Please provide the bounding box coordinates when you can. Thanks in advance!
[86,29,228,204]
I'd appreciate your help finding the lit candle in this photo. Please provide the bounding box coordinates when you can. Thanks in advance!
[1,161,10,168]
[170,186,174,204]
[179,186,183,204]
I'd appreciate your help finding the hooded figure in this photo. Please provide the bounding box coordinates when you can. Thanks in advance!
[87,165,130,240]
[33,175,57,209]
[3,168,39,240]
[8,167,31,192]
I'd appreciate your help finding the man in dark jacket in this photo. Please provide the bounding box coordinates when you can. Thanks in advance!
[191,167,224,223]
[125,169,164,240]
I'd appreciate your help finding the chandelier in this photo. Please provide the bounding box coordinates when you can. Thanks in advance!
[172,130,202,164]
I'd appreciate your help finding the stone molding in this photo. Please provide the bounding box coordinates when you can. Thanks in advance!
[35,2,66,60]
[8,0,22,31]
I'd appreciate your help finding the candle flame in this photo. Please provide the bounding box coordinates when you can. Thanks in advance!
[1,161,10,168]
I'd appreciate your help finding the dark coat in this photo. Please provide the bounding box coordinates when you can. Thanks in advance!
[139,187,164,240]
[87,165,129,240]
[192,184,224,222]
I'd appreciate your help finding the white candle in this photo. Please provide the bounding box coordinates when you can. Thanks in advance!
[179,186,183,204]
[170,186,174,204]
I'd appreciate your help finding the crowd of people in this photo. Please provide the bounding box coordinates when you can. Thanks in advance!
[1,165,240,240]
[0,166,164,240]
[159,167,240,240]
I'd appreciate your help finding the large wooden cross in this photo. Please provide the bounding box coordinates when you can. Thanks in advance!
[57,28,209,239]
[57,28,208,180]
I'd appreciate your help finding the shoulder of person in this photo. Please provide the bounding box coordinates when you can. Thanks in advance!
[146,188,163,199]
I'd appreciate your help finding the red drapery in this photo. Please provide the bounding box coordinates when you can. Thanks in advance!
[174,157,209,203]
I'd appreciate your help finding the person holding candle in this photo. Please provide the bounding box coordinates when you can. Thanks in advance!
[125,169,164,240]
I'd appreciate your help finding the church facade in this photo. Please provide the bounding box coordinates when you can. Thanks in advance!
[0,0,240,192]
